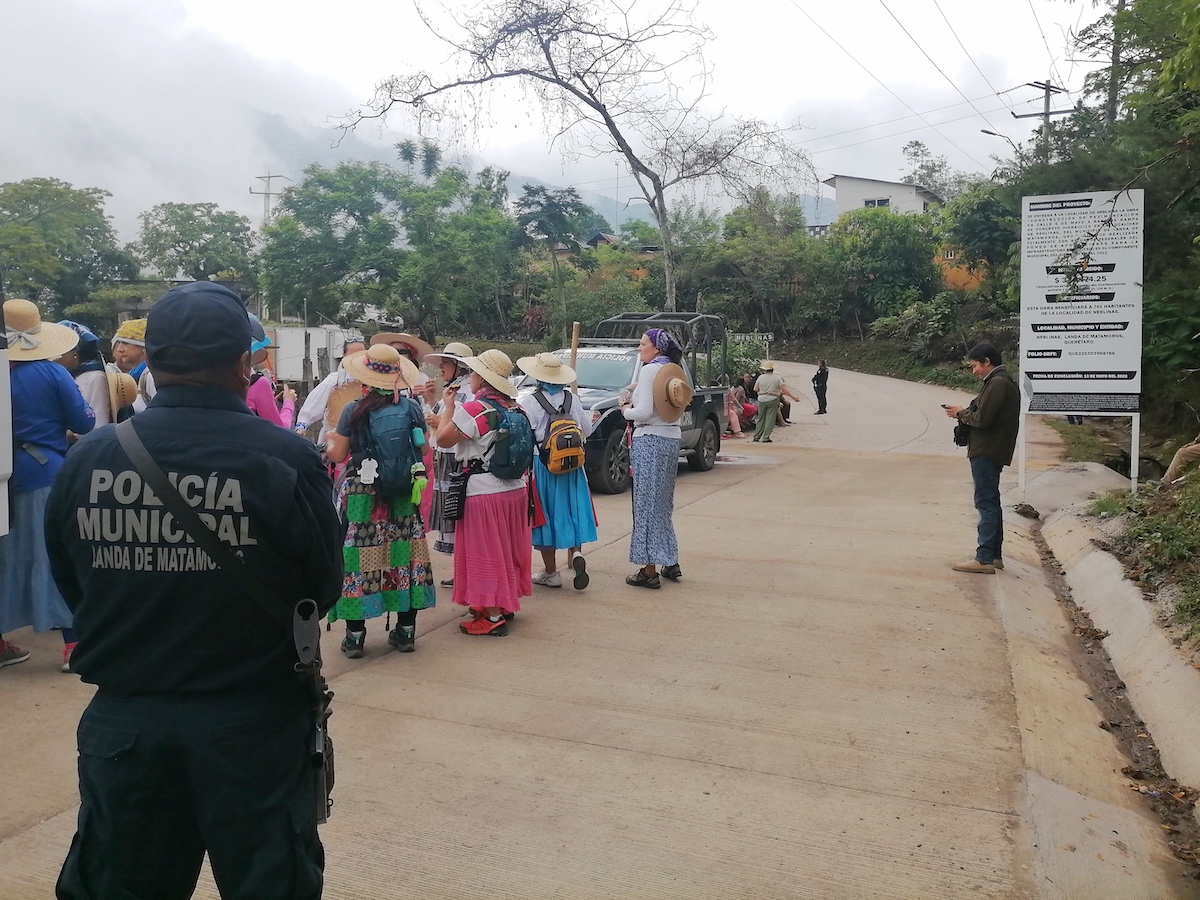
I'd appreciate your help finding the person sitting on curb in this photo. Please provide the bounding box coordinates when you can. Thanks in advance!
[1162,428,1200,487]
[943,342,1020,575]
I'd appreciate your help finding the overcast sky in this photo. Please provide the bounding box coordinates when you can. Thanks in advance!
[1,0,1105,237]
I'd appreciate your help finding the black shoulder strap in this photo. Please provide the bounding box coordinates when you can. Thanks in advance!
[115,420,320,664]
[533,389,557,417]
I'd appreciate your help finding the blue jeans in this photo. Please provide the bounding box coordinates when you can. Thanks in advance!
[970,456,1003,564]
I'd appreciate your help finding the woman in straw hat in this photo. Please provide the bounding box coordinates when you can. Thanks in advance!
[618,328,690,589]
[434,349,532,636]
[517,352,596,590]
[324,345,437,656]
[423,341,474,582]
[1,300,96,671]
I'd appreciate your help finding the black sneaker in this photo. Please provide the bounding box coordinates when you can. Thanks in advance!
[626,570,661,589]
[340,630,366,659]
[388,625,416,652]
[571,555,590,590]
[661,564,682,581]
[440,578,455,587]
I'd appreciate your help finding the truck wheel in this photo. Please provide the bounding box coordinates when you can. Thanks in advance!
[589,428,631,494]
[687,418,719,472]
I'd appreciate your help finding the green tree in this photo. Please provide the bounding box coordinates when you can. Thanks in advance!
[826,208,940,321]
[709,190,809,335]
[936,183,1020,287]
[259,162,407,323]
[136,202,255,281]
[516,185,605,336]
[0,177,137,312]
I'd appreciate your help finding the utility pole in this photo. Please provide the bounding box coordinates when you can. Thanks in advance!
[249,172,291,229]
[1012,82,1075,160]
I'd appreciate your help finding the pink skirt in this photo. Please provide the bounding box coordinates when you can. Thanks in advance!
[451,488,533,614]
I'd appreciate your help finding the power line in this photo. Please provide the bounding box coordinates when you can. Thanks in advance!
[1026,0,1070,89]
[804,103,1018,155]
[876,0,1004,133]
[781,0,988,170]
[930,0,1013,110]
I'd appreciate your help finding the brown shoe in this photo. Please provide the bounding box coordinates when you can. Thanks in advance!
[952,559,995,575]
[991,558,1004,570]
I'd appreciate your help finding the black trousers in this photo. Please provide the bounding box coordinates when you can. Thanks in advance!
[815,385,827,412]
[57,689,323,900]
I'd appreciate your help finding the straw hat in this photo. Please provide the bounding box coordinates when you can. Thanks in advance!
[342,345,421,393]
[424,341,474,364]
[369,331,433,362]
[653,363,693,422]
[326,379,363,428]
[760,360,775,371]
[518,352,576,385]
[106,369,139,415]
[112,318,147,347]
[461,349,518,398]
[3,299,81,362]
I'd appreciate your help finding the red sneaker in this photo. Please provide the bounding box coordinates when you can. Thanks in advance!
[62,642,78,674]
[459,616,508,636]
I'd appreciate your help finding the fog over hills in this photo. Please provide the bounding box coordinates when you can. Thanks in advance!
[2,0,833,242]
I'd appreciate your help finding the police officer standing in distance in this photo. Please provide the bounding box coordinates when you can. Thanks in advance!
[46,282,344,899]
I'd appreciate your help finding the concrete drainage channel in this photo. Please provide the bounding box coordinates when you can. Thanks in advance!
[1034,519,1200,874]
[1011,462,1200,892]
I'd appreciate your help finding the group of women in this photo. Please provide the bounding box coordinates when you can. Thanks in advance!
[0,298,313,672]
[322,325,690,653]
[1,300,690,668]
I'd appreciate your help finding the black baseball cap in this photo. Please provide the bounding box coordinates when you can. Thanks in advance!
[146,282,252,374]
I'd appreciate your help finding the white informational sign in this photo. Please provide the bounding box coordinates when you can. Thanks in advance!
[728,332,775,344]
[1020,190,1144,414]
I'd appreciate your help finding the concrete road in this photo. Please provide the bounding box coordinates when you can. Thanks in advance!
[0,363,1190,898]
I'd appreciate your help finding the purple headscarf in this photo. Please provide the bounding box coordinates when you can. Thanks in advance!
[644,328,682,365]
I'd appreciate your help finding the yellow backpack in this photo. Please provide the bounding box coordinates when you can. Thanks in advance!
[534,390,585,475]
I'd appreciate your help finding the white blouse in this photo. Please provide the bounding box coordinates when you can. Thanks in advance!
[621,362,681,439]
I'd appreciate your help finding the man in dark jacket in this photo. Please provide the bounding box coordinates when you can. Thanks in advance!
[943,342,1020,575]
[46,282,344,899]
[812,360,829,414]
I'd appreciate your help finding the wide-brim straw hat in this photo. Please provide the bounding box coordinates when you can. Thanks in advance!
[342,345,421,393]
[4,299,80,362]
[653,363,693,422]
[760,360,775,371]
[424,341,474,364]
[369,332,433,363]
[326,379,363,427]
[106,369,139,414]
[461,349,517,398]
[518,351,576,385]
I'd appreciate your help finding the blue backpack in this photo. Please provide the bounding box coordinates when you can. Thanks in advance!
[366,400,424,500]
[480,398,534,480]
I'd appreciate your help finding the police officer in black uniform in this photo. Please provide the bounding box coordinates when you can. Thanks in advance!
[46,282,344,900]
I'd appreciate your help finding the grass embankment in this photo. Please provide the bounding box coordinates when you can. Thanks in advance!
[774,338,978,391]
[1088,481,1200,634]
[1044,420,1110,463]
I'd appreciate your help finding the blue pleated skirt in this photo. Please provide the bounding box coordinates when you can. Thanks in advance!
[0,486,73,633]
[530,455,598,551]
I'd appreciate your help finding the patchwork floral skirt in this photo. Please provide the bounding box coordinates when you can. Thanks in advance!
[328,474,436,623]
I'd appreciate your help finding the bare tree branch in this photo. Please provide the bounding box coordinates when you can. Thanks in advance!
[342,0,815,310]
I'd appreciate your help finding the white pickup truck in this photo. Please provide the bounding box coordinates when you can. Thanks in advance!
[1,330,11,535]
